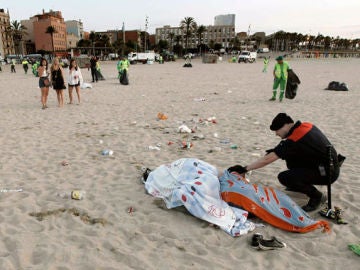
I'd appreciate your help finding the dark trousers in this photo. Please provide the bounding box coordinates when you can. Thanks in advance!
[91,67,98,82]
[278,167,339,199]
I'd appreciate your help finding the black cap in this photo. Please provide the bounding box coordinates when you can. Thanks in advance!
[270,113,294,131]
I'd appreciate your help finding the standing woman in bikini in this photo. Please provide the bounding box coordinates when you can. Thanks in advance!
[37,58,50,109]
[67,59,83,104]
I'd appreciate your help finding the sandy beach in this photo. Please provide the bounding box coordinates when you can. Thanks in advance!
[0,56,359,269]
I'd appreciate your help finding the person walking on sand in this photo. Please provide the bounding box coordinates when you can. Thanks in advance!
[235,113,345,212]
[37,58,50,109]
[269,56,290,102]
[50,57,66,107]
[262,57,269,73]
[68,59,83,104]
[22,58,29,74]
[11,58,16,73]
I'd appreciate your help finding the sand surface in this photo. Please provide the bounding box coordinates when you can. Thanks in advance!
[0,56,359,269]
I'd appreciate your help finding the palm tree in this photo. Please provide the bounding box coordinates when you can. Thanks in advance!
[196,25,206,45]
[230,36,241,51]
[89,31,100,55]
[175,35,182,45]
[45,26,57,54]
[168,32,175,52]
[6,20,27,55]
[196,25,207,54]
[180,17,197,52]
[173,35,183,55]
[324,36,332,50]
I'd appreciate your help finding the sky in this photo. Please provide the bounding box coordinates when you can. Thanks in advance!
[1,0,359,39]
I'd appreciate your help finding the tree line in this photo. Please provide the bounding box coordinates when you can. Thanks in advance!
[5,18,359,58]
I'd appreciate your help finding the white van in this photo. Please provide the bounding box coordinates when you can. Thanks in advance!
[258,48,270,53]
[238,51,257,63]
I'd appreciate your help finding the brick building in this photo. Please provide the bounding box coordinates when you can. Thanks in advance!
[0,8,15,57]
[33,10,67,53]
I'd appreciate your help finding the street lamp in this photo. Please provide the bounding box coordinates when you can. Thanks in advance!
[144,16,148,52]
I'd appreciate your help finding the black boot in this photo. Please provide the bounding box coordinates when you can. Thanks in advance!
[302,192,327,212]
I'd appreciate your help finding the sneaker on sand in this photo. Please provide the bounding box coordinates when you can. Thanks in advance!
[302,193,327,212]
[258,236,286,250]
[251,233,263,249]
[269,97,276,101]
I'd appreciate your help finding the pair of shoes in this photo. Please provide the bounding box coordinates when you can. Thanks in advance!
[269,97,276,101]
[251,233,286,250]
[302,193,327,212]
[42,105,46,110]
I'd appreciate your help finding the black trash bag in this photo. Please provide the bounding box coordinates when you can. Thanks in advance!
[96,70,105,80]
[120,69,129,85]
[285,69,301,99]
[325,81,348,91]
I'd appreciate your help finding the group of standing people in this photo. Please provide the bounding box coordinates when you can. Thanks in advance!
[37,57,83,109]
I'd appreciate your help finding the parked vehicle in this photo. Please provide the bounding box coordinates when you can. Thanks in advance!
[25,54,43,65]
[5,54,23,64]
[128,51,156,64]
[108,53,119,60]
[257,48,270,53]
[161,51,175,61]
[238,51,257,63]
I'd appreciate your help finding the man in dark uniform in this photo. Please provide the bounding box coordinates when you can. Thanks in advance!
[90,56,98,82]
[238,113,343,212]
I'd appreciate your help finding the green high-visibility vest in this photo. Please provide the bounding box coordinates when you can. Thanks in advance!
[274,61,290,79]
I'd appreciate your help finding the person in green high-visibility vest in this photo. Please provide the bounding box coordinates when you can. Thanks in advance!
[22,58,29,74]
[270,56,290,102]
[117,56,130,85]
[262,57,269,72]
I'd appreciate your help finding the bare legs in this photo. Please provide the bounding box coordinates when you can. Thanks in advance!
[68,85,81,104]
[41,87,49,109]
[56,89,64,107]
[75,85,81,104]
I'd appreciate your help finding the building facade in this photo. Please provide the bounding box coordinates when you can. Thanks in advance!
[155,24,235,49]
[33,10,67,53]
[21,17,37,54]
[66,33,78,49]
[65,20,84,39]
[155,14,236,50]
[204,25,235,48]
[214,14,235,26]
[94,29,153,52]
[155,25,185,47]
[0,8,15,57]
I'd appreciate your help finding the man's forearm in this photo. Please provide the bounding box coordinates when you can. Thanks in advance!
[245,152,279,171]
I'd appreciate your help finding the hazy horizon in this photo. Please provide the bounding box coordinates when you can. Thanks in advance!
[2,0,359,39]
